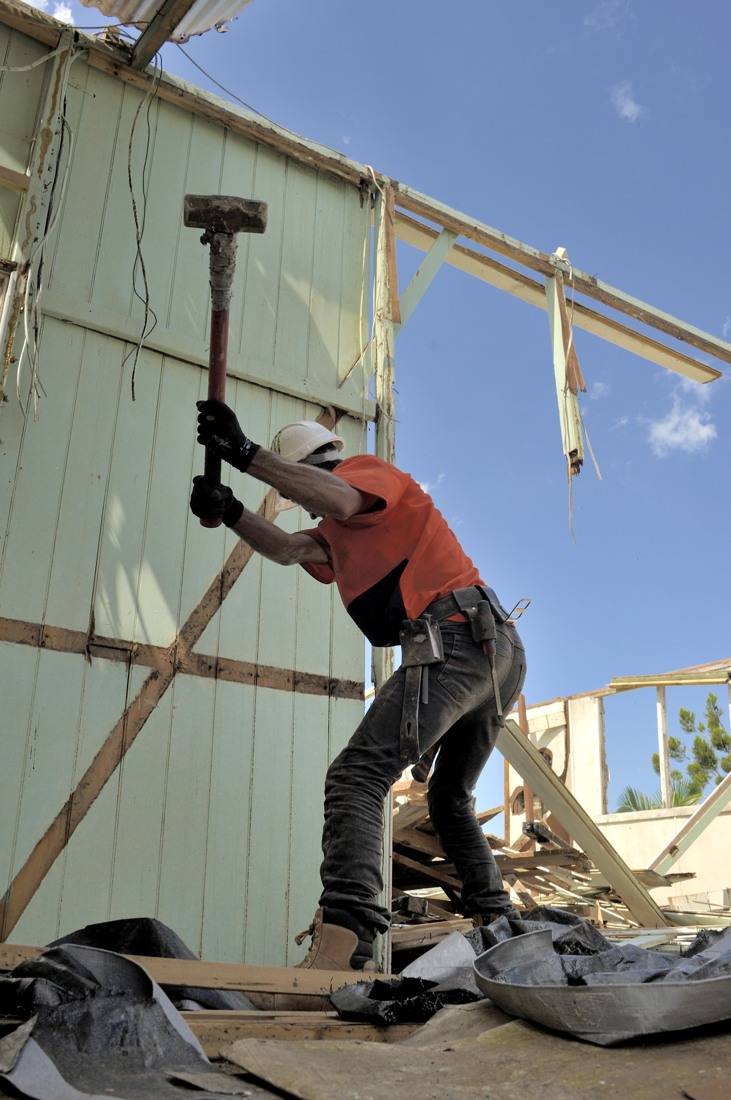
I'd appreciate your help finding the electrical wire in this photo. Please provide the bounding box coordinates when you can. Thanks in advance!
[174,41,262,115]
[14,46,82,417]
[121,52,163,400]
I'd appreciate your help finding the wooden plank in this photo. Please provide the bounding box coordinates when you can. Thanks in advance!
[396,213,722,383]
[546,274,583,472]
[0,163,28,191]
[611,671,730,690]
[383,185,401,324]
[650,768,731,875]
[391,919,472,950]
[394,185,731,368]
[656,686,672,809]
[517,695,535,849]
[185,1011,416,1055]
[0,617,363,700]
[496,718,666,927]
[397,227,456,327]
[392,851,461,891]
[0,944,389,994]
[130,0,197,71]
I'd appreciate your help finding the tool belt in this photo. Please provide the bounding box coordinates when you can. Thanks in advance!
[399,586,513,770]
[398,616,443,765]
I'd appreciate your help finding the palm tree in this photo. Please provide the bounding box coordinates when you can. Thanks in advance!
[615,777,701,812]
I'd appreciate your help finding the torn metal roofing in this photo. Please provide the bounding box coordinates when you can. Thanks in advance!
[79,0,253,40]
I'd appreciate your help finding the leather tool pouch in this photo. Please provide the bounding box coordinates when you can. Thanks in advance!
[399,617,444,667]
[451,587,497,647]
[398,616,444,766]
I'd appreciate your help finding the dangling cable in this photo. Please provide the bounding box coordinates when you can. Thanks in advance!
[121,52,162,399]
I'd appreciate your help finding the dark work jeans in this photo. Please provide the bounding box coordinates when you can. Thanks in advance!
[319,620,527,934]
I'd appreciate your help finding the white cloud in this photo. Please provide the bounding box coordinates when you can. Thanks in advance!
[723,315,731,341]
[342,135,352,146]
[418,472,446,495]
[26,0,49,9]
[585,0,629,32]
[53,3,73,21]
[611,415,630,430]
[647,396,717,457]
[611,81,644,123]
[589,380,611,400]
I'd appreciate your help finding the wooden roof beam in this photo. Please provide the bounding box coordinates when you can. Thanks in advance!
[394,187,731,368]
[396,212,721,384]
[130,0,198,70]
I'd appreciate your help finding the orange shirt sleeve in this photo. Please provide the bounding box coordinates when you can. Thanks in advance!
[299,527,335,584]
[333,457,407,526]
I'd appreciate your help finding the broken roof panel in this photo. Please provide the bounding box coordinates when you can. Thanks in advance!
[79,0,253,41]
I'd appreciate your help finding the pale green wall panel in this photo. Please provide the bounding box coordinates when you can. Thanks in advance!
[91,348,163,640]
[0,642,40,894]
[1,34,371,963]
[57,662,147,935]
[200,678,256,963]
[0,319,85,623]
[109,686,175,920]
[285,692,330,964]
[131,355,203,646]
[242,686,295,965]
[9,649,84,883]
[44,330,125,631]
[156,673,218,952]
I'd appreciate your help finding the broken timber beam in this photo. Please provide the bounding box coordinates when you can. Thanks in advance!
[497,718,666,926]
[395,212,722,383]
[650,768,731,876]
[130,0,197,70]
[0,944,390,995]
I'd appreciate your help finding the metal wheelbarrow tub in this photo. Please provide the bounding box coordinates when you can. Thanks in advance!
[473,929,731,1045]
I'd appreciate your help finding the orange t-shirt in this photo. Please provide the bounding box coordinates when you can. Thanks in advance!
[301,455,484,646]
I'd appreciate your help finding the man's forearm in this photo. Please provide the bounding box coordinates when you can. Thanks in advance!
[247,449,361,519]
[230,505,301,564]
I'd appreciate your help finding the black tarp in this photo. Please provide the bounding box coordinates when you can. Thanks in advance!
[0,925,256,1099]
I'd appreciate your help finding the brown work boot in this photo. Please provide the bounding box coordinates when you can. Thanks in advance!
[295,907,373,970]
[247,908,373,1012]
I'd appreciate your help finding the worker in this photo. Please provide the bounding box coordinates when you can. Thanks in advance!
[191,399,526,973]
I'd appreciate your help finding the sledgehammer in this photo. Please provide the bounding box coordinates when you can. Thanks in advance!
[184,194,267,527]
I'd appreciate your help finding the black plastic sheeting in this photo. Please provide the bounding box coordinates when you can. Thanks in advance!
[331,976,478,1025]
[331,928,484,1024]
[0,943,243,1099]
[333,907,731,1043]
[50,917,256,1012]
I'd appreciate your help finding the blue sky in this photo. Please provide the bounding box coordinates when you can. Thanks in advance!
[54,0,730,812]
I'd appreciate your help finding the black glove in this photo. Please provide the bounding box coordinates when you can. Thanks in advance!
[190,476,244,528]
[196,399,260,472]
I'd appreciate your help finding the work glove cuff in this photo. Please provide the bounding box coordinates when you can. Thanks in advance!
[232,439,260,473]
[222,494,244,528]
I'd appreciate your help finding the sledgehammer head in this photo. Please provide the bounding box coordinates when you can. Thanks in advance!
[183,194,268,235]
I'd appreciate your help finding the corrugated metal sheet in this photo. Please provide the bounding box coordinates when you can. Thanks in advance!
[79,0,255,41]
[0,25,372,963]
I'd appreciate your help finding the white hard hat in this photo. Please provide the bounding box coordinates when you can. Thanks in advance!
[270,420,344,463]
